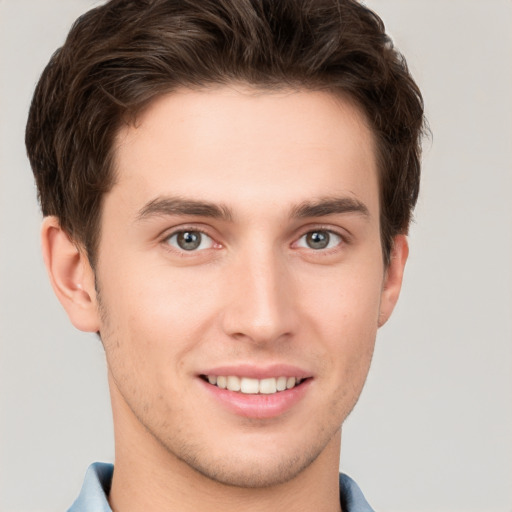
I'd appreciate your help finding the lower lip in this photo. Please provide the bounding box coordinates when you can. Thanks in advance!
[199,378,311,419]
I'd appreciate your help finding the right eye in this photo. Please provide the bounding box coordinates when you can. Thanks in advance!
[165,230,215,252]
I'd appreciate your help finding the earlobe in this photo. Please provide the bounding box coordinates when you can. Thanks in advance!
[378,235,409,327]
[41,216,100,332]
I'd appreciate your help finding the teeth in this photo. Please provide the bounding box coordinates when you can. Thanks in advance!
[286,377,296,389]
[259,378,277,394]
[206,375,304,394]
[276,376,287,391]
[240,377,259,394]
[226,376,241,392]
[217,375,227,389]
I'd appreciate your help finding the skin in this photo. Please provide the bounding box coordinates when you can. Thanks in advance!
[42,86,408,512]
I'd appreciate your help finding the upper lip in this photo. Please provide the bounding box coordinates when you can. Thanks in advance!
[199,363,312,380]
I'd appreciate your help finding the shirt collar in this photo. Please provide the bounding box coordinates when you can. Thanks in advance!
[67,462,113,512]
[339,472,376,512]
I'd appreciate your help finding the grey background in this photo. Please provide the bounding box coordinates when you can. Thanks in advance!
[1,0,511,511]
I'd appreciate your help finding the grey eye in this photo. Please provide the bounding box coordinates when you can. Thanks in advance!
[177,231,201,250]
[297,230,342,250]
[167,231,214,251]
[306,231,329,249]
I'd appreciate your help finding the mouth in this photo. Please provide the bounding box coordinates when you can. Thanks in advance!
[200,374,307,395]
[198,365,312,418]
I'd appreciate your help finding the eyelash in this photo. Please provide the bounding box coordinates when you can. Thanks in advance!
[162,227,218,255]
[160,226,349,255]
[294,227,348,253]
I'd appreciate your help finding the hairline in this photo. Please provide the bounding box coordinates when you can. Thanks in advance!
[84,82,391,271]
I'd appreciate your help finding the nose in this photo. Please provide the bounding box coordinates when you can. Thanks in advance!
[220,246,297,345]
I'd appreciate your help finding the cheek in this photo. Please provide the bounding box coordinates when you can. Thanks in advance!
[304,260,383,334]
[97,262,219,371]
[299,260,383,377]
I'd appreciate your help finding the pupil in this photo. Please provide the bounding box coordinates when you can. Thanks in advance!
[307,231,329,249]
[177,231,201,250]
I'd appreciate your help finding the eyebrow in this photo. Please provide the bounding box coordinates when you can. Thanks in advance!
[136,196,234,222]
[290,196,370,219]
[136,195,369,223]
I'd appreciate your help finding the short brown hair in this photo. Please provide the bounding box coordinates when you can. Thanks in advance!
[26,0,425,266]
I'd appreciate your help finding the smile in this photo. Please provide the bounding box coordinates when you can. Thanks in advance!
[202,375,305,395]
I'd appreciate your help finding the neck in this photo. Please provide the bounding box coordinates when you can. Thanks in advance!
[110,439,342,512]
[108,392,342,512]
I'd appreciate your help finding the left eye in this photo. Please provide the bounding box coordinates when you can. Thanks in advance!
[166,231,215,251]
[296,230,342,250]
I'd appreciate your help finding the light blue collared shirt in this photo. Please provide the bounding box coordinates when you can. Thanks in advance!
[68,462,375,512]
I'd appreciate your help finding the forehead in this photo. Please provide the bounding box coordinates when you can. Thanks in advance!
[110,86,379,218]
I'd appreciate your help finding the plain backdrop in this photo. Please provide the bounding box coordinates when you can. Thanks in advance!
[1,1,511,511]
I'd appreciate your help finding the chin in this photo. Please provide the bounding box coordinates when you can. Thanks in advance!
[184,451,318,489]
[165,429,336,489]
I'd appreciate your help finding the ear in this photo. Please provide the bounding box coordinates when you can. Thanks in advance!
[41,216,101,332]
[378,234,409,327]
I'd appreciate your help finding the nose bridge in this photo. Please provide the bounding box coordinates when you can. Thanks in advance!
[221,241,295,344]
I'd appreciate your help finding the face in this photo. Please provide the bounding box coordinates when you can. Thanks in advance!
[90,86,405,487]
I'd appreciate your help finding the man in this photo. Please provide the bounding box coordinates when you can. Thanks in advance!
[25,0,424,510]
